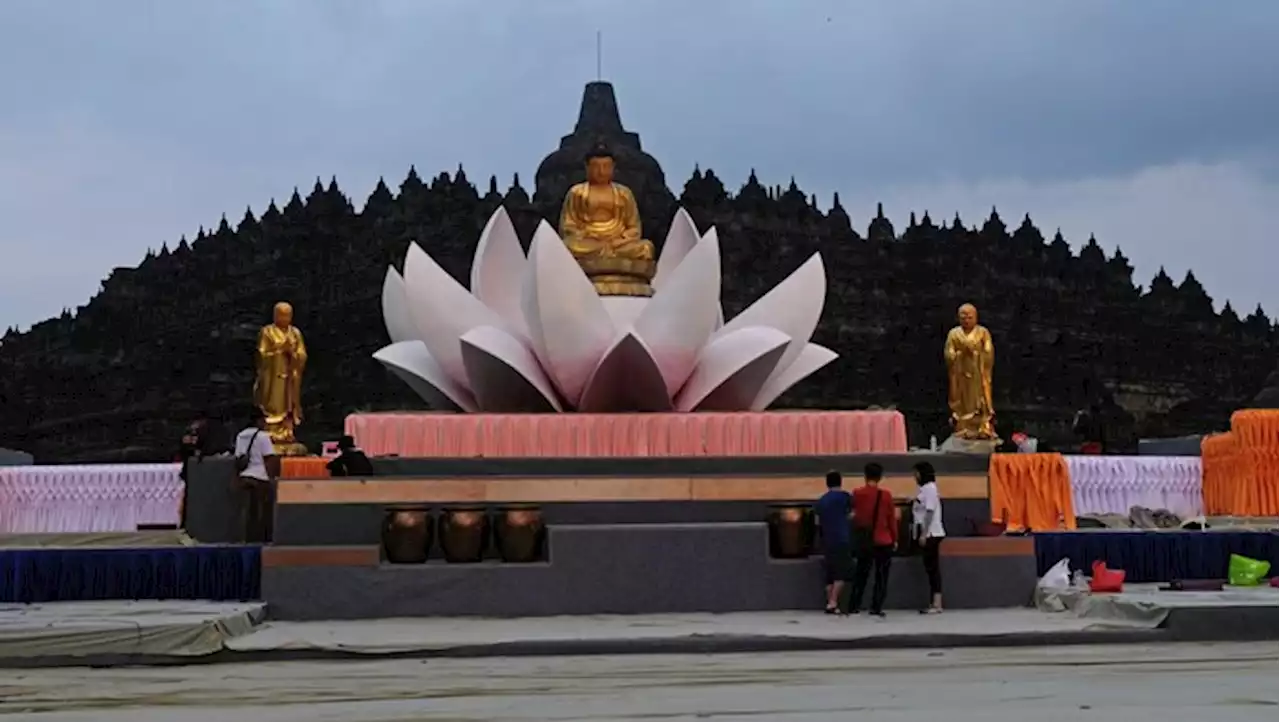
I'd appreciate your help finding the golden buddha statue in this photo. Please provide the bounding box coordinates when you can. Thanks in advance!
[944,303,997,440]
[558,143,656,297]
[253,301,309,455]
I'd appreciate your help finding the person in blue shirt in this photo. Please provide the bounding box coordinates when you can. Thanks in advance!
[814,470,854,614]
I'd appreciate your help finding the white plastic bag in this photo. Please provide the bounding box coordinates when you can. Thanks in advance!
[1038,558,1071,591]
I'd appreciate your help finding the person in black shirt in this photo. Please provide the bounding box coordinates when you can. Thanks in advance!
[327,435,373,477]
[813,470,854,614]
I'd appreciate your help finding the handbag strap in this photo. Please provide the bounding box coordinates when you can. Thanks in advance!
[242,429,261,456]
[869,486,883,536]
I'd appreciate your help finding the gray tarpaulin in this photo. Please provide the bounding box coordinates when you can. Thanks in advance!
[0,601,264,660]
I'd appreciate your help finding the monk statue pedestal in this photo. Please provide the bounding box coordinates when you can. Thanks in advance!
[939,434,1001,456]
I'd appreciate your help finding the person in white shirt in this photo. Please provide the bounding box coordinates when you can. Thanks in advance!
[911,461,946,614]
[233,408,279,542]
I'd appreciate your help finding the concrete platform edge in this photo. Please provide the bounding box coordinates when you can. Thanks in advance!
[0,622,1264,670]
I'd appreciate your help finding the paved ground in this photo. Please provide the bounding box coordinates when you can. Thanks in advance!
[0,642,1272,721]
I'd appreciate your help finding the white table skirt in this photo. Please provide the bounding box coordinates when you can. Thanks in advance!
[1066,455,1204,519]
[0,464,183,534]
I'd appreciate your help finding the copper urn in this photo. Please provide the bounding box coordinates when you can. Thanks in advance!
[382,507,432,564]
[439,507,490,563]
[767,504,814,559]
[495,506,545,563]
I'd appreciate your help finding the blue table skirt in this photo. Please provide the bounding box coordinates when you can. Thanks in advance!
[1035,531,1279,583]
[0,546,261,603]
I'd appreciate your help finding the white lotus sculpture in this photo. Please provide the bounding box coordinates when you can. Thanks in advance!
[375,206,837,413]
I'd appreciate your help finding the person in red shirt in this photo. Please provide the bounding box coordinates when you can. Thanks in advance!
[849,462,898,616]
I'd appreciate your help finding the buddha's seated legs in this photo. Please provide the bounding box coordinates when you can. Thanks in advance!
[612,238,655,261]
[567,236,655,261]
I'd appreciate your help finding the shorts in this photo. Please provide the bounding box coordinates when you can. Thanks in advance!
[822,545,854,584]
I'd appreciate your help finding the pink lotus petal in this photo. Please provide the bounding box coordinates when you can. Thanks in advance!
[460,326,563,412]
[676,326,790,412]
[751,343,839,411]
[633,233,721,396]
[373,340,477,411]
[578,332,673,412]
[522,220,615,406]
[469,207,529,339]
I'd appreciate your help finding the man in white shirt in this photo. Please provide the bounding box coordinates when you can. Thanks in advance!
[234,408,279,543]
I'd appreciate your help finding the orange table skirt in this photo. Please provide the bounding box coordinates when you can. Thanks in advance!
[344,411,909,458]
[1231,409,1279,450]
[280,456,330,479]
[987,453,1076,531]
[1201,429,1278,517]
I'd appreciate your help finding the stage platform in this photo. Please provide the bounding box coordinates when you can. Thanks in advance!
[186,453,994,545]
[1,585,1274,667]
[261,534,1037,619]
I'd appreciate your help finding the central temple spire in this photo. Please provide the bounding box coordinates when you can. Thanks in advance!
[574,81,626,137]
[533,82,672,218]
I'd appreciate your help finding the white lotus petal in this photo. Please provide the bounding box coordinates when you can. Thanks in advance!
[601,296,649,333]
[633,232,721,396]
[469,207,529,339]
[403,242,508,389]
[676,327,790,412]
[578,332,673,412]
[717,253,827,403]
[374,340,476,411]
[653,207,700,288]
[381,267,416,344]
[460,326,563,412]
[521,220,615,406]
[750,343,839,411]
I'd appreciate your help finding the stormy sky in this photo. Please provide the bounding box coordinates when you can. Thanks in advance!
[0,0,1275,331]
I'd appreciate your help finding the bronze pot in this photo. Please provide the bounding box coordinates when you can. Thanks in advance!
[382,507,432,564]
[767,504,814,559]
[495,506,545,563]
[439,507,489,563]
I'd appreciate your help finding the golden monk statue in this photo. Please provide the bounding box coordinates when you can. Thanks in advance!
[253,302,309,454]
[944,303,997,440]
[558,142,656,296]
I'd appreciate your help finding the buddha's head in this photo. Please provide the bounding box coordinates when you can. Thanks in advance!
[273,301,294,329]
[957,303,978,331]
[584,142,615,185]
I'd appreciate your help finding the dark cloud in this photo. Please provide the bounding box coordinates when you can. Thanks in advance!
[0,0,1275,328]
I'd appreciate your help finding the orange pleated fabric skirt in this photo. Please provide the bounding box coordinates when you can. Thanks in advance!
[987,453,1077,531]
[280,456,331,479]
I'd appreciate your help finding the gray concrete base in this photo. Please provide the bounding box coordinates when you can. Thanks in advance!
[263,523,1038,619]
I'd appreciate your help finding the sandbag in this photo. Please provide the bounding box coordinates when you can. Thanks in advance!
[1227,554,1270,586]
